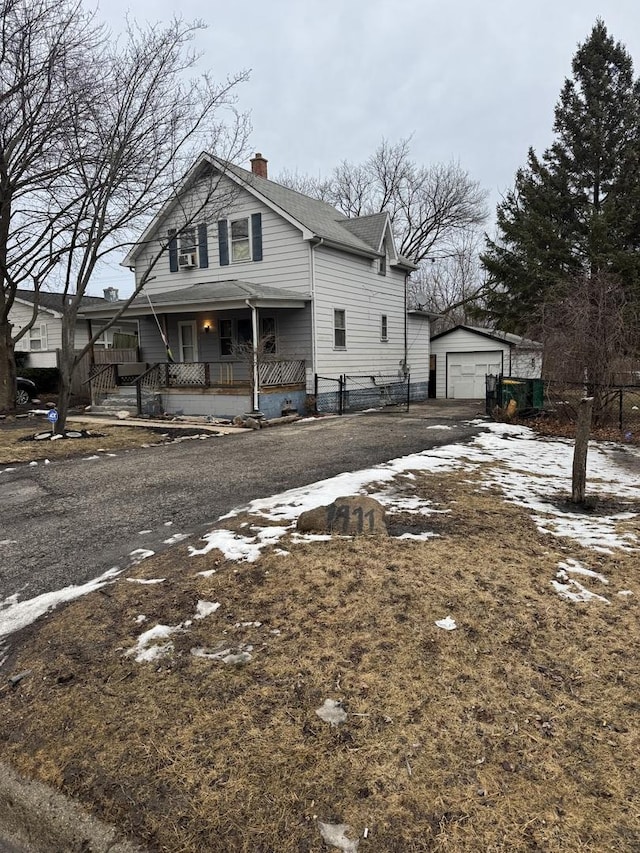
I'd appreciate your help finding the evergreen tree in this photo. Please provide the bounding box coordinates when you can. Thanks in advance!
[482,20,640,333]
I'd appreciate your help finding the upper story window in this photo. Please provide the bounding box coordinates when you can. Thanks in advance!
[378,238,387,275]
[168,223,208,271]
[334,309,346,349]
[217,213,263,266]
[230,218,251,262]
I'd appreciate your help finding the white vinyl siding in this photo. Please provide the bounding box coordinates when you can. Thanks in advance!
[312,245,429,386]
[135,175,311,297]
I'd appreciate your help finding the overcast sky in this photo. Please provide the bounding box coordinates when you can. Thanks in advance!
[93,0,640,295]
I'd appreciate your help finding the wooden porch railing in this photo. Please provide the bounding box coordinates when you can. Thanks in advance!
[157,359,305,388]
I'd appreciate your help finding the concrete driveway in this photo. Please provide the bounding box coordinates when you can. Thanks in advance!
[0,400,487,603]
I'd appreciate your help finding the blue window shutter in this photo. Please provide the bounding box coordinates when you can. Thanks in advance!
[198,223,208,268]
[251,213,263,261]
[168,229,178,273]
[218,220,229,266]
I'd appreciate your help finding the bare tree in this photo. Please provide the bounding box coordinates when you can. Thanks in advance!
[408,230,491,332]
[537,272,640,424]
[0,0,103,410]
[278,137,489,318]
[0,0,250,425]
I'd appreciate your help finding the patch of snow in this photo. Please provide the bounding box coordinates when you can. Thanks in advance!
[425,424,453,430]
[394,532,439,540]
[195,600,220,619]
[197,569,217,578]
[315,698,347,726]
[551,579,610,604]
[557,558,608,584]
[190,645,252,664]
[617,590,634,597]
[129,548,155,564]
[135,614,147,624]
[125,623,182,662]
[138,530,152,535]
[0,567,121,642]
[163,532,190,545]
[125,577,166,585]
[317,821,359,853]
[0,540,17,546]
[435,616,457,631]
[82,455,100,461]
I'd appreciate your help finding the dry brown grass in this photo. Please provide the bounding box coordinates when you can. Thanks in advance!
[0,421,169,464]
[0,468,638,852]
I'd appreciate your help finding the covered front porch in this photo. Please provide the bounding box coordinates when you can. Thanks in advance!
[83,281,311,419]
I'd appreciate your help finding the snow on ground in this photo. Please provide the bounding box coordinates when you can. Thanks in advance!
[1,423,638,648]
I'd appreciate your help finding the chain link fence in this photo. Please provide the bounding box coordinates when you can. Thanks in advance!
[314,374,410,415]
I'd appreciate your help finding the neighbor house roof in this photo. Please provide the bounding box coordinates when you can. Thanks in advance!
[81,281,311,317]
[123,153,416,270]
[430,324,542,349]
[14,289,107,317]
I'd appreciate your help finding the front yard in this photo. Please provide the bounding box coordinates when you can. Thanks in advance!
[0,424,638,852]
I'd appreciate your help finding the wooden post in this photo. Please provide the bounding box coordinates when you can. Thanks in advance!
[572,396,593,504]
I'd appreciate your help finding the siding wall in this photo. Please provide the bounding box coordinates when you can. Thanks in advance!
[134,175,311,296]
[313,246,429,386]
[10,301,93,368]
[511,349,543,378]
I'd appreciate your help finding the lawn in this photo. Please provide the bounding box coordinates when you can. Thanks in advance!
[0,423,638,852]
[0,418,224,465]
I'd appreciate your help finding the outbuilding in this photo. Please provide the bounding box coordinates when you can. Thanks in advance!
[429,325,542,399]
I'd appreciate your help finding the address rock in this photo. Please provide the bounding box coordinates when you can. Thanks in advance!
[297,495,387,536]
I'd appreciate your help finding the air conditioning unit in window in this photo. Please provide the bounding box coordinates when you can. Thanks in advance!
[178,252,196,269]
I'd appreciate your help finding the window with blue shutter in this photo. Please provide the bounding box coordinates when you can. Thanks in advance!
[251,213,263,261]
[168,229,178,272]
[198,223,208,268]
[218,220,229,266]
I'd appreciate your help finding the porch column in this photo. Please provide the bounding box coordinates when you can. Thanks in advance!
[246,300,259,411]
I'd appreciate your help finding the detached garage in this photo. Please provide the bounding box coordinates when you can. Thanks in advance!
[429,325,542,399]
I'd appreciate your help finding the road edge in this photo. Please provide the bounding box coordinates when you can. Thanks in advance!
[0,761,144,853]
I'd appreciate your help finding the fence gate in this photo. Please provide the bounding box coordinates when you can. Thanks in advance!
[314,373,410,415]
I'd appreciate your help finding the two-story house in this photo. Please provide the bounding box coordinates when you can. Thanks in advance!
[83,152,432,418]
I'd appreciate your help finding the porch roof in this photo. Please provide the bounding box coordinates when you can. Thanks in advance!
[81,281,311,318]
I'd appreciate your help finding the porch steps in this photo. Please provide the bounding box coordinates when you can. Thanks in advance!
[88,387,139,417]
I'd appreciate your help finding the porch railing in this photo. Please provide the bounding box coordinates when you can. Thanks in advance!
[157,359,305,388]
[87,363,117,406]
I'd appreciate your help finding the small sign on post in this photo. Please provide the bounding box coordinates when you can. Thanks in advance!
[47,408,59,436]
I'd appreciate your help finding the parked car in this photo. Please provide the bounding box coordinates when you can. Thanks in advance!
[16,377,37,406]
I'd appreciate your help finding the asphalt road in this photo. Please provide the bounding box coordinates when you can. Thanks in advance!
[0,403,486,603]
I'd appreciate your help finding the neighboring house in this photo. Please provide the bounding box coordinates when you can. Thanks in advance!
[82,152,432,418]
[429,325,543,399]
[11,289,138,369]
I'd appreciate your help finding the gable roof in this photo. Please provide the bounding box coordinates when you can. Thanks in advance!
[430,324,542,349]
[123,152,416,270]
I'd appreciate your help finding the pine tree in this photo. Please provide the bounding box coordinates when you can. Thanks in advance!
[481,20,640,333]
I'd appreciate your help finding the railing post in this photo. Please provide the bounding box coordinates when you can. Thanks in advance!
[406,372,411,412]
[314,374,318,413]
[339,374,345,416]
[204,362,210,388]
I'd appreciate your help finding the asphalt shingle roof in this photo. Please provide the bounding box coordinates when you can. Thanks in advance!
[15,289,107,312]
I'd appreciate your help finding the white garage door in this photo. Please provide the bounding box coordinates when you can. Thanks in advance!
[448,351,503,398]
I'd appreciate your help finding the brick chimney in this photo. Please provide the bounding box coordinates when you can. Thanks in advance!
[250,152,268,179]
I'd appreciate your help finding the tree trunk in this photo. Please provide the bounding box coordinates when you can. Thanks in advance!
[0,318,16,414]
[56,313,77,431]
[572,397,593,504]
